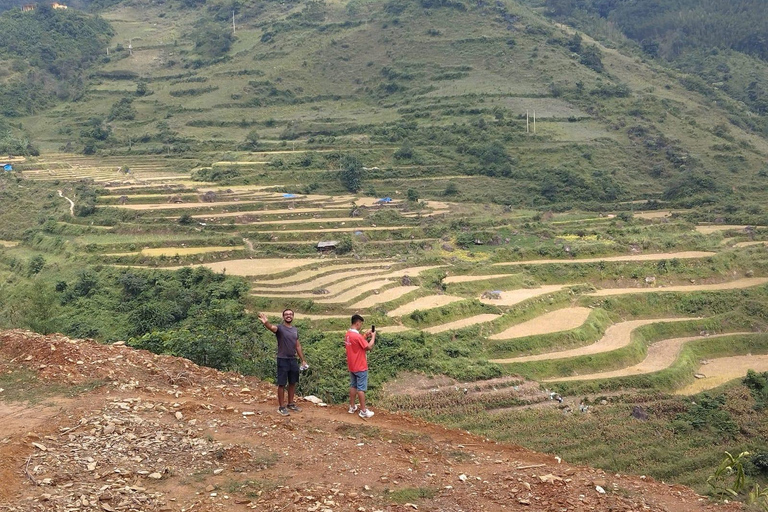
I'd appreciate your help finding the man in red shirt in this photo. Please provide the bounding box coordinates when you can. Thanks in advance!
[345,314,375,419]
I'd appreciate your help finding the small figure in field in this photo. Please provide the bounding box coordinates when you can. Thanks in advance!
[258,310,308,416]
[345,314,375,419]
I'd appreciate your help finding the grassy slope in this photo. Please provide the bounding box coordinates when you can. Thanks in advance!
[15,0,768,209]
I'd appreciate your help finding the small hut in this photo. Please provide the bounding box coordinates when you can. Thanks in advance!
[316,241,339,253]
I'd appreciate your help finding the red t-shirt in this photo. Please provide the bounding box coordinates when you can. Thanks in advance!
[345,329,369,372]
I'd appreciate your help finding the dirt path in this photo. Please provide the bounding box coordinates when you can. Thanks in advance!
[478,285,567,306]
[490,318,698,364]
[386,294,465,317]
[57,190,74,216]
[676,355,768,395]
[546,333,752,382]
[424,314,501,333]
[489,307,592,340]
[491,251,715,266]
[589,277,768,296]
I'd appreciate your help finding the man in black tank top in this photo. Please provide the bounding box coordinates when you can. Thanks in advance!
[258,309,308,416]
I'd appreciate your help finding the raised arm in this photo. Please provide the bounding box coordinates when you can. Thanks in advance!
[258,312,278,333]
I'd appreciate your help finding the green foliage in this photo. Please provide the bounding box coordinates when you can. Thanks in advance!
[744,370,768,410]
[0,6,113,115]
[108,97,136,121]
[339,154,363,192]
[190,18,235,61]
[674,394,738,440]
[707,451,750,500]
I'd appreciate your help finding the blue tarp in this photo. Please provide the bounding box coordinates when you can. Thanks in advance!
[376,197,392,203]
[2,164,12,171]
[283,193,297,198]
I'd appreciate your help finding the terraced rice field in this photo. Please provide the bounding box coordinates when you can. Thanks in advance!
[252,263,393,285]
[443,274,515,284]
[695,225,752,234]
[489,307,592,340]
[491,251,715,266]
[349,286,421,309]
[114,246,245,257]
[490,317,698,363]
[424,314,501,334]
[386,295,465,317]
[478,285,568,306]
[589,277,768,296]
[546,333,752,382]
[675,355,768,395]
[173,258,324,276]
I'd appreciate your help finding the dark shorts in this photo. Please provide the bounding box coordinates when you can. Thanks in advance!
[277,358,299,386]
[349,370,368,391]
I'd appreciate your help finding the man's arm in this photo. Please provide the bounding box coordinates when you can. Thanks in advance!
[295,338,307,366]
[364,331,375,351]
[258,312,278,333]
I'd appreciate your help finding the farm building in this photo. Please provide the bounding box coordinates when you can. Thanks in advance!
[316,241,339,253]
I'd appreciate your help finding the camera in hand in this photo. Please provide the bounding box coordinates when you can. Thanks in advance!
[371,325,375,333]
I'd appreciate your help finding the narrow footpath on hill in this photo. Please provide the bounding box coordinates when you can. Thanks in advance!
[0,330,740,512]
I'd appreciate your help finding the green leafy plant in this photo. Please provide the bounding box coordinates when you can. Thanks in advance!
[707,451,749,500]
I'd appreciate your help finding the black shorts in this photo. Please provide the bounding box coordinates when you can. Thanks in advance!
[276,358,299,386]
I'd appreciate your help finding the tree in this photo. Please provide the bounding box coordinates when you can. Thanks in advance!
[339,154,363,192]
[407,188,419,201]
[244,129,260,150]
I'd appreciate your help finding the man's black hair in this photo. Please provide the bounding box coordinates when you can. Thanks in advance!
[351,314,364,324]
[282,308,294,316]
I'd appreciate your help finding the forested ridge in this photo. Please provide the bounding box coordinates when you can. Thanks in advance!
[0,5,112,118]
[536,0,768,127]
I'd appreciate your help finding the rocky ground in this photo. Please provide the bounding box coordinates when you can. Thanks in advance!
[0,330,741,511]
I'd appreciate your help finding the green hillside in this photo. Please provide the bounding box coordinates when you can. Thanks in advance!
[6,0,766,211]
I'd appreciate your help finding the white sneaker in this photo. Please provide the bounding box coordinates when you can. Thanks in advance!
[359,408,374,419]
[348,404,358,414]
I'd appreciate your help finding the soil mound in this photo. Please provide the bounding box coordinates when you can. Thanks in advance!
[0,330,737,511]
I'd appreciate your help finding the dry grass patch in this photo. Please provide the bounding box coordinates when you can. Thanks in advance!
[489,307,592,340]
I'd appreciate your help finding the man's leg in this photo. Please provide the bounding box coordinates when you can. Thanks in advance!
[357,390,367,411]
[287,383,296,405]
[277,385,286,407]
[349,386,357,407]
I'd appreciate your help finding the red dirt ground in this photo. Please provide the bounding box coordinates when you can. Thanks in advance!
[0,330,742,511]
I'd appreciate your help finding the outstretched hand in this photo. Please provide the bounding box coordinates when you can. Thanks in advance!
[258,312,268,324]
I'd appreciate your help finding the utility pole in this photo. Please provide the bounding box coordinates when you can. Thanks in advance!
[128,38,133,56]
[526,110,529,133]
[533,110,536,134]
[232,10,236,34]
